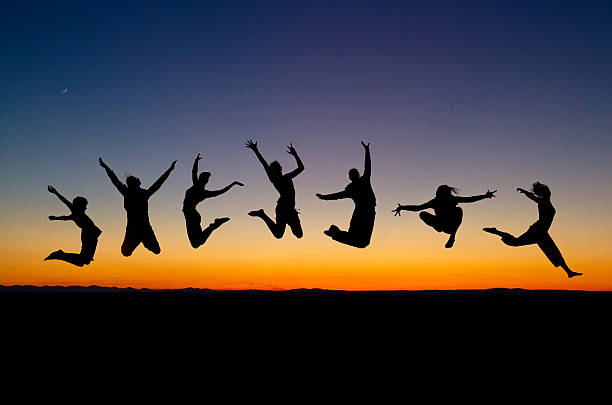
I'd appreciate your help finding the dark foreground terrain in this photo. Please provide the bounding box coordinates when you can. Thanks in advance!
[2,286,610,369]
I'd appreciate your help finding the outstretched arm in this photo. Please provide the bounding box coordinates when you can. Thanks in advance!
[392,200,434,216]
[148,160,177,197]
[316,191,349,201]
[99,158,126,195]
[49,215,73,221]
[286,144,304,179]
[206,181,244,198]
[361,141,371,179]
[245,139,269,173]
[192,154,201,185]
[48,186,72,210]
[456,190,497,203]
[517,187,540,203]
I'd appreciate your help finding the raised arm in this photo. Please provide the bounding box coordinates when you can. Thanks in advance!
[48,185,72,210]
[148,160,176,197]
[456,190,496,203]
[517,187,540,203]
[286,143,304,179]
[206,181,244,198]
[392,199,434,216]
[361,141,371,179]
[316,191,349,201]
[192,154,201,185]
[99,158,126,195]
[245,139,269,173]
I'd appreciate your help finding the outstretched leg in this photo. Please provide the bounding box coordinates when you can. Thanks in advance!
[45,250,89,267]
[483,227,533,247]
[198,217,230,246]
[248,209,286,239]
[185,208,230,248]
[537,233,582,278]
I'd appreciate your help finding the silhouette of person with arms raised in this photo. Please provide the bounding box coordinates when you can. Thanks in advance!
[245,139,304,239]
[393,185,496,248]
[183,153,244,248]
[99,157,176,256]
[44,185,102,267]
[483,182,582,278]
[316,141,376,248]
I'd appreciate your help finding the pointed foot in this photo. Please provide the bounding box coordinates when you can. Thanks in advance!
[568,271,583,278]
[324,225,340,238]
[213,217,230,226]
[44,250,63,261]
[248,209,264,217]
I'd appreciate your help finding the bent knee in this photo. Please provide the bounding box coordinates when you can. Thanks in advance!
[121,250,132,257]
[418,212,429,220]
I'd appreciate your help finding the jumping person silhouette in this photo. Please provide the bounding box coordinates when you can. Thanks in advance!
[183,153,244,248]
[245,139,304,239]
[99,157,176,256]
[316,141,376,248]
[483,182,582,278]
[393,185,496,248]
[44,185,102,267]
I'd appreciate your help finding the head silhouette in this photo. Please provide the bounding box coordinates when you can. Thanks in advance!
[436,185,458,199]
[72,196,88,213]
[531,182,551,198]
[126,175,141,189]
[198,171,211,186]
[349,168,360,182]
[269,161,282,177]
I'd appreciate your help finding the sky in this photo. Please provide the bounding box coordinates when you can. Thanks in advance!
[1,0,611,290]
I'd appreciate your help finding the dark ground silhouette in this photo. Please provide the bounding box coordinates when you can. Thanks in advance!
[484,182,582,278]
[183,153,243,248]
[317,141,376,248]
[99,157,175,256]
[44,185,102,267]
[245,140,304,239]
[393,185,496,248]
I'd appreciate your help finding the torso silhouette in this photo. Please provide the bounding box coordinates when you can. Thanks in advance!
[74,212,102,237]
[183,186,208,211]
[345,176,376,208]
[124,188,151,225]
[272,174,296,207]
[430,196,456,219]
[535,198,555,231]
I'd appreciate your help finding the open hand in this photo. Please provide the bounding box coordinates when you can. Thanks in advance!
[195,153,202,161]
[392,203,403,216]
[245,139,258,150]
[47,185,57,194]
[361,141,370,149]
[287,143,297,156]
[517,187,527,194]
[485,189,497,198]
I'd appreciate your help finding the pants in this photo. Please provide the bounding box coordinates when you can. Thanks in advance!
[501,223,565,267]
[419,207,463,234]
[121,222,160,256]
[332,206,376,248]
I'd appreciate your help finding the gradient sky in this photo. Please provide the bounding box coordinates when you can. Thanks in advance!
[2,0,611,290]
